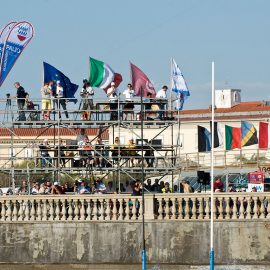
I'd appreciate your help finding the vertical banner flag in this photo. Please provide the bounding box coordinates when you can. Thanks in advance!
[198,125,211,152]
[43,62,79,103]
[130,62,156,98]
[259,122,270,149]
[0,22,17,68]
[0,21,34,86]
[225,125,241,150]
[171,58,190,110]
[89,57,122,93]
[210,121,223,148]
[241,121,258,147]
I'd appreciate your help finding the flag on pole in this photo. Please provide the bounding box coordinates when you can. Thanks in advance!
[0,22,17,69]
[241,121,258,147]
[198,125,211,152]
[210,121,223,148]
[259,122,270,149]
[0,21,34,86]
[89,57,122,93]
[171,58,190,110]
[225,125,241,150]
[43,62,78,103]
[130,62,156,97]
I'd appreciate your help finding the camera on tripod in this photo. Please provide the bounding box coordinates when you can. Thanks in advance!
[6,93,11,106]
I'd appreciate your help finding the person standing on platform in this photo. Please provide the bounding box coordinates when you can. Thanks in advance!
[80,79,94,120]
[13,82,27,121]
[156,85,168,120]
[41,82,52,120]
[122,83,134,120]
[107,82,119,120]
[56,81,69,119]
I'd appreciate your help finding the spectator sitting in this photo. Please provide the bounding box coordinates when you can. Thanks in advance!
[95,178,106,194]
[125,180,133,193]
[144,179,152,192]
[182,180,193,193]
[18,180,29,195]
[31,182,40,194]
[63,182,74,193]
[107,181,116,193]
[77,179,90,194]
[213,177,224,192]
[151,178,161,193]
[162,182,172,193]
[159,181,165,192]
[51,182,65,194]
[133,179,142,196]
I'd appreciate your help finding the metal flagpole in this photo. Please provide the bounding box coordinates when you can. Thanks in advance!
[210,61,215,270]
[140,87,146,270]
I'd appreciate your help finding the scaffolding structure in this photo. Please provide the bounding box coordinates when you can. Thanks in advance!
[0,96,181,191]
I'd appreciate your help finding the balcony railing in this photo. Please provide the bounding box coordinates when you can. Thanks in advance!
[0,193,269,222]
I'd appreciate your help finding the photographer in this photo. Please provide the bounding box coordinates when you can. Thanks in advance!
[13,82,26,121]
[80,79,94,120]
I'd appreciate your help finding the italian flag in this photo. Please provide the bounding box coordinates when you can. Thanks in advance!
[89,57,122,92]
[225,125,241,150]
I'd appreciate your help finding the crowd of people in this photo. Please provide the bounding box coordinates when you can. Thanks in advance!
[11,177,196,196]
[11,81,171,122]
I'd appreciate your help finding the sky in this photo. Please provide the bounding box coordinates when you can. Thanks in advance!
[1,0,270,109]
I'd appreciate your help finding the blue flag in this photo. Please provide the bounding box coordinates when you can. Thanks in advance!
[43,62,78,103]
[171,58,190,110]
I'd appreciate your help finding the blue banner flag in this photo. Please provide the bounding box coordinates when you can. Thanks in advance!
[43,62,78,103]
[171,58,190,110]
[0,21,34,86]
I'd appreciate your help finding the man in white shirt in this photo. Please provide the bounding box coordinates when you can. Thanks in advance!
[107,82,119,120]
[56,81,69,119]
[156,85,168,119]
[122,83,135,120]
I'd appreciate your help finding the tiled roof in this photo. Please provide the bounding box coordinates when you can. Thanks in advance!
[0,127,109,140]
[180,101,270,115]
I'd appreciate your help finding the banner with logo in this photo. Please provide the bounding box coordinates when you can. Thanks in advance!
[0,22,17,69]
[0,21,34,86]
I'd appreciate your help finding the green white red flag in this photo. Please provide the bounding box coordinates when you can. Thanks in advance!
[89,57,122,93]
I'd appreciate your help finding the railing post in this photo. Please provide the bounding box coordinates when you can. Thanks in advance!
[144,195,154,220]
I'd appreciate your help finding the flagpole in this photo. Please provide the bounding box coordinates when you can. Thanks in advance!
[210,61,215,270]
[169,57,173,117]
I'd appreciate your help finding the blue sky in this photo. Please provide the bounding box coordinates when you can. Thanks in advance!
[1,0,270,109]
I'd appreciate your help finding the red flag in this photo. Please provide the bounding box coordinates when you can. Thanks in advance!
[259,122,270,149]
[130,62,156,98]
[103,72,122,94]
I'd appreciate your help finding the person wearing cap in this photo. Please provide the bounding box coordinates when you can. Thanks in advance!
[156,85,168,120]
[41,82,52,120]
[77,179,90,194]
[51,181,65,194]
[80,79,94,120]
[56,80,69,119]
[107,82,119,120]
[39,139,52,167]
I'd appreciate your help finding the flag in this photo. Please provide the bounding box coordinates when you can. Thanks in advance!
[0,21,34,86]
[130,62,156,97]
[0,22,17,69]
[210,121,223,148]
[43,62,78,103]
[225,125,241,150]
[171,58,190,111]
[89,57,122,93]
[198,125,211,152]
[241,121,258,147]
[259,122,270,149]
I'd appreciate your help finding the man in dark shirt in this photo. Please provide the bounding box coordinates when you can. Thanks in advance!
[13,82,26,120]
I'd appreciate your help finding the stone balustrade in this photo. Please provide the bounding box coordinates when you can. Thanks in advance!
[0,193,269,222]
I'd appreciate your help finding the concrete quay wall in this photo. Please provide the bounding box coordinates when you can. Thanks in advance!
[0,221,270,266]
